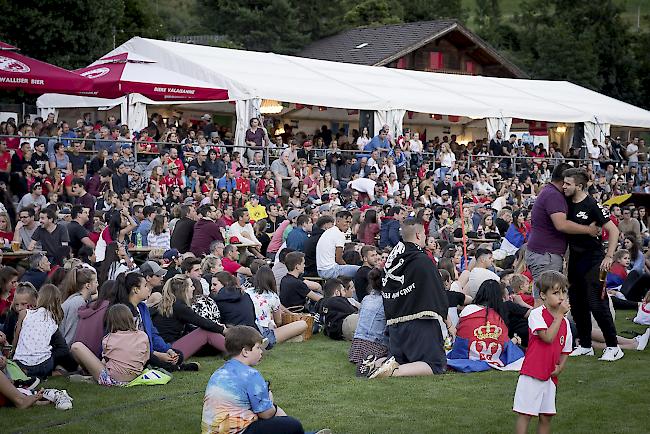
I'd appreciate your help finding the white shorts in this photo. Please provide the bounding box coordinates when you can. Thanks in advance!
[513,375,556,416]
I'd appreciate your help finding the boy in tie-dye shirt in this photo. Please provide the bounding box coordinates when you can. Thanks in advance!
[201,325,304,434]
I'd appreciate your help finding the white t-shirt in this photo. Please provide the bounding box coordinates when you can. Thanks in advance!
[465,267,500,298]
[349,177,376,200]
[228,222,259,244]
[627,143,639,162]
[14,307,58,366]
[316,226,346,270]
[409,139,422,154]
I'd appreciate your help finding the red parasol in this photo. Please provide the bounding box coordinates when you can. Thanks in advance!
[74,52,229,101]
[0,41,93,94]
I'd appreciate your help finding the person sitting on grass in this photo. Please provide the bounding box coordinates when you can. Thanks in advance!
[513,271,573,434]
[12,284,63,379]
[0,361,43,409]
[349,268,389,376]
[150,275,226,363]
[71,304,149,386]
[110,272,190,372]
[315,278,359,341]
[73,280,117,358]
[634,290,650,326]
[245,265,307,349]
[201,325,331,434]
[211,272,258,330]
[280,251,323,312]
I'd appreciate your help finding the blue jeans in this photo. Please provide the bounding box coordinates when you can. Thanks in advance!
[16,357,54,379]
[318,264,360,279]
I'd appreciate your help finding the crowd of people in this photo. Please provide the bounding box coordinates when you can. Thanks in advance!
[0,112,649,433]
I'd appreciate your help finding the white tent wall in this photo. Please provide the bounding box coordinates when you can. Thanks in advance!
[584,121,611,146]
[486,117,513,141]
[373,109,407,136]
[235,98,261,159]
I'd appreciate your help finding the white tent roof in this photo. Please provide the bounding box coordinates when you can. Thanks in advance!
[40,36,650,128]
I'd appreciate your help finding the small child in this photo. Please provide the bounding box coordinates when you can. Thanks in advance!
[12,285,63,379]
[71,304,149,386]
[510,274,534,308]
[2,283,38,344]
[606,249,629,290]
[514,270,572,434]
[634,290,650,326]
[201,325,327,434]
[315,278,359,341]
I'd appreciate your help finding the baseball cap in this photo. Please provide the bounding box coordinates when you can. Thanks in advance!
[229,236,241,244]
[287,209,302,221]
[201,114,211,121]
[329,188,340,194]
[163,248,179,261]
[121,142,132,149]
[140,260,166,277]
[319,204,331,213]
[441,190,449,195]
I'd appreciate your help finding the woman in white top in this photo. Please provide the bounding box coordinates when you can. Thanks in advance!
[13,284,63,378]
[356,126,371,150]
[147,215,171,250]
[439,142,456,178]
[245,266,306,348]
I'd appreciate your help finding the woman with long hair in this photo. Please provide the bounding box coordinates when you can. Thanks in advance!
[246,266,306,348]
[59,268,99,346]
[111,272,188,371]
[147,214,171,250]
[151,275,226,360]
[0,211,13,247]
[74,280,117,357]
[0,266,18,320]
[357,209,380,246]
[99,242,135,282]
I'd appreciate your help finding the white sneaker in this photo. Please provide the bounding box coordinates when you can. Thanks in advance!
[599,346,624,362]
[634,328,650,351]
[569,346,594,357]
[43,389,73,410]
[368,356,399,379]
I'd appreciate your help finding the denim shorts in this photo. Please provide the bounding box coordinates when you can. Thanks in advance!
[260,327,277,350]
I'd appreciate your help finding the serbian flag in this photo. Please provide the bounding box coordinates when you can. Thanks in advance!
[447,305,524,372]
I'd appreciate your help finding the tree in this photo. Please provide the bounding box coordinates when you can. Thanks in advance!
[510,0,639,104]
[402,0,467,22]
[342,0,403,27]
[199,0,308,54]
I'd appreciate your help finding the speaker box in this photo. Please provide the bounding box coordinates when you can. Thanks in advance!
[359,110,374,136]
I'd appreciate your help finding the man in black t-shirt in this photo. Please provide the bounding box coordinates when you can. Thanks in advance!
[67,205,94,256]
[28,208,70,265]
[563,168,622,361]
[279,252,323,310]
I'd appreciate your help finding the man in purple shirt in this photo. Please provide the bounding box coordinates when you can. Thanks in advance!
[526,163,600,303]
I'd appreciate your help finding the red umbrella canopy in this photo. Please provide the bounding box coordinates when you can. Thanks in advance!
[0,41,93,94]
[75,52,229,101]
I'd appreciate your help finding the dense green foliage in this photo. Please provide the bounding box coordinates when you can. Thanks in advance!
[0,0,649,107]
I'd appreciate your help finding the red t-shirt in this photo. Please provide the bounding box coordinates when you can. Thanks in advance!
[520,306,572,384]
[221,257,241,275]
[236,177,251,195]
[0,151,10,171]
[0,287,15,317]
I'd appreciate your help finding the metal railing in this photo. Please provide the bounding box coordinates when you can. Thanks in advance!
[0,133,639,177]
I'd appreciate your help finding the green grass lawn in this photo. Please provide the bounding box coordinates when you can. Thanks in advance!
[2,310,648,434]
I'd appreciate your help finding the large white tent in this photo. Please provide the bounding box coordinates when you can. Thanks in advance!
[39,36,650,147]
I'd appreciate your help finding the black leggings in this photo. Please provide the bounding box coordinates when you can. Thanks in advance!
[568,260,618,348]
[242,416,304,434]
[148,348,185,371]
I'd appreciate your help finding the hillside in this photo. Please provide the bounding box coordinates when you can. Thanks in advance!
[462,0,650,32]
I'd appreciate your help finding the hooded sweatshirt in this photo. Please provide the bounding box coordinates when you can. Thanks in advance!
[74,300,110,357]
[379,216,401,249]
[381,241,448,325]
[211,287,258,329]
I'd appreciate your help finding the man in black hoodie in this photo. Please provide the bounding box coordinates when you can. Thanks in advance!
[370,219,449,379]
[303,215,334,277]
